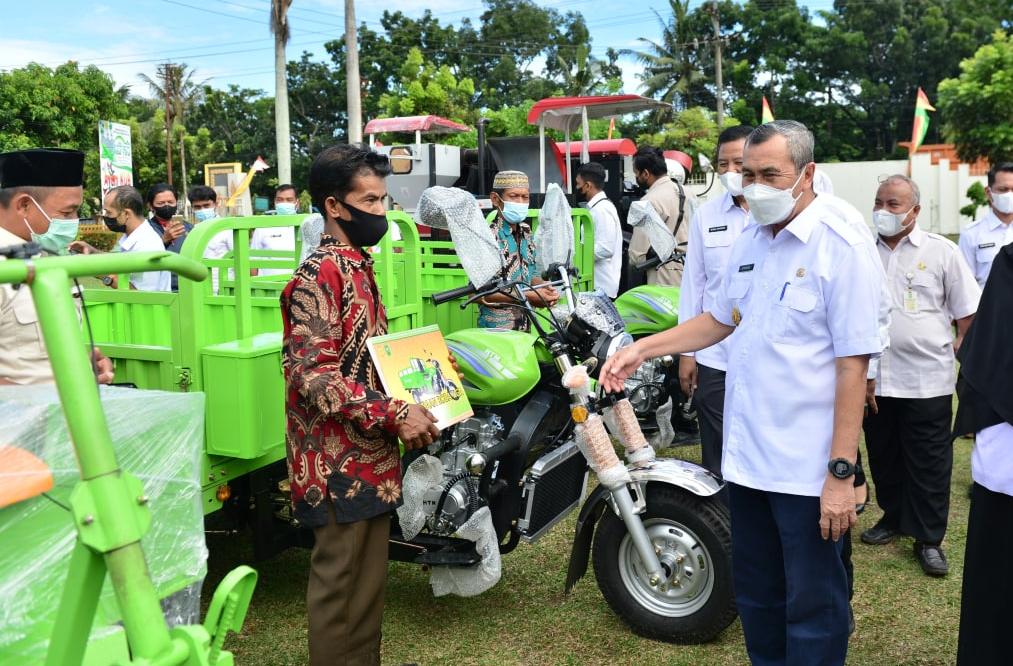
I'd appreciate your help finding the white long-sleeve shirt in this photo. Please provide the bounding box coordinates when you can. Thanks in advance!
[958,209,1013,288]
[586,192,622,298]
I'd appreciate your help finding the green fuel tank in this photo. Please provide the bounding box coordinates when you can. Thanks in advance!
[445,328,543,406]
[614,285,680,337]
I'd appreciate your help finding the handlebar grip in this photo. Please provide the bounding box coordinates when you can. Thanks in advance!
[633,256,663,272]
[431,282,477,306]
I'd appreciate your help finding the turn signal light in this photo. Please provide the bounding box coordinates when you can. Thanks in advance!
[571,405,589,423]
[216,484,232,502]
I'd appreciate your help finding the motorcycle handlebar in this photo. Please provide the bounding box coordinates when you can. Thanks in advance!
[633,256,663,272]
[431,281,480,306]
[0,248,207,285]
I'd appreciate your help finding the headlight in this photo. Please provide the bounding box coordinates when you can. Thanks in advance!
[591,332,633,372]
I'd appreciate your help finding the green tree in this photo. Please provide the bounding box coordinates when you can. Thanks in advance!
[379,48,477,125]
[636,107,739,161]
[0,62,129,208]
[960,181,990,220]
[938,31,1013,165]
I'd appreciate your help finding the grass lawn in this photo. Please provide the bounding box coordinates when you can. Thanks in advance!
[204,436,974,666]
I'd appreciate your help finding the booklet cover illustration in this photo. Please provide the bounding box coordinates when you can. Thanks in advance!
[367,325,474,430]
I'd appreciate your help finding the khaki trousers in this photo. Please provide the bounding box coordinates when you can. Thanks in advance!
[308,510,390,666]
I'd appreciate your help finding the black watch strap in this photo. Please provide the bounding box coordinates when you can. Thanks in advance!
[828,458,861,479]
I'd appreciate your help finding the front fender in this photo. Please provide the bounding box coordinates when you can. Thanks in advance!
[563,458,722,593]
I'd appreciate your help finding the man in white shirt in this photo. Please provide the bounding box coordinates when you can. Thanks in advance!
[253,183,300,277]
[958,162,1013,288]
[953,241,1013,665]
[602,121,882,665]
[677,124,753,485]
[574,163,622,298]
[860,175,980,577]
[73,186,171,292]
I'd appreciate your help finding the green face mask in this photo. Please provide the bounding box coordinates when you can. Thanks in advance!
[25,196,79,255]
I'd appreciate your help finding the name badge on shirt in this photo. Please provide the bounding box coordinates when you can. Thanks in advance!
[979,242,996,249]
[709,225,728,233]
[903,288,918,313]
[738,263,755,272]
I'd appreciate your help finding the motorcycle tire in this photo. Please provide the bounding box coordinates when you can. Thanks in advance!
[592,484,736,644]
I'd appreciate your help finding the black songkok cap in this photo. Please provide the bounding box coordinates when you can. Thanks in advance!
[0,148,85,189]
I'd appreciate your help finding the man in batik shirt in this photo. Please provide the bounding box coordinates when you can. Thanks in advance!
[281,145,440,666]
[477,170,560,330]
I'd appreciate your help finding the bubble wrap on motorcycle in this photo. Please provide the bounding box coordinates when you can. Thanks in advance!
[397,454,444,541]
[534,183,574,274]
[416,186,502,289]
[574,290,626,336]
[628,200,677,261]
[430,506,502,597]
[603,399,656,464]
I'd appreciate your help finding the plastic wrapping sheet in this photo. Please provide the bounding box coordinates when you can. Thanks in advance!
[397,454,443,541]
[649,398,676,448]
[533,183,574,274]
[573,289,625,336]
[575,416,630,490]
[628,200,677,261]
[417,186,502,289]
[605,399,656,465]
[0,385,206,663]
[430,507,501,597]
[299,213,325,265]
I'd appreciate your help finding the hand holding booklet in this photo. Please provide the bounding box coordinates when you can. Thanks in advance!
[367,325,474,430]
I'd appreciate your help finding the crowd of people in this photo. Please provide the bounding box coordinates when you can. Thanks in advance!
[1,120,1011,665]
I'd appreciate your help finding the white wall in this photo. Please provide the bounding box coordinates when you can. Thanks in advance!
[687,153,986,237]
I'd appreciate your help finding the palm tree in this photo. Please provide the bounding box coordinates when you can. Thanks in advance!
[556,44,607,97]
[139,63,206,191]
[624,0,705,112]
[271,0,293,183]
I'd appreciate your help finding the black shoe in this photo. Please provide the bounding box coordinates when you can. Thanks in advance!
[848,604,856,636]
[914,542,948,577]
[860,523,898,545]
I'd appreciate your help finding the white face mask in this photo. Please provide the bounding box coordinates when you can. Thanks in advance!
[873,207,915,237]
[991,190,1013,215]
[719,171,743,196]
[742,170,806,226]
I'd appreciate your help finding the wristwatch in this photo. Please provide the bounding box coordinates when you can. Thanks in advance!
[828,458,861,480]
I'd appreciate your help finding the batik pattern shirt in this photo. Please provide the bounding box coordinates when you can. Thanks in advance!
[477,213,538,330]
[281,234,409,528]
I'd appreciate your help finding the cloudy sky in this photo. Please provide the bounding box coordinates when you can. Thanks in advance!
[0,0,692,97]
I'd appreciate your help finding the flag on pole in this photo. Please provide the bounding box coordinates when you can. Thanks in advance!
[908,87,936,155]
[608,117,615,140]
[226,156,271,207]
[761,97,775,124]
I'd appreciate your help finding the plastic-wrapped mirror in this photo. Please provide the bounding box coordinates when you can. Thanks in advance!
[533,183,574,274]
[627,200,676,261]
[299,213,325,264]
[417,186,502,289]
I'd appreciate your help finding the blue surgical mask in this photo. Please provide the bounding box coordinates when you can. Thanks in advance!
[25,197,79,255]
[501,201,529,225]
[275,202,298,215]
[195,208,217,223]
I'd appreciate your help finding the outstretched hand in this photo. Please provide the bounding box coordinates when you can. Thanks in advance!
[599,343,646,394]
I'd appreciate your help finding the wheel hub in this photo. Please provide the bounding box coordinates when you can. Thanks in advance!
[618,518,714,617]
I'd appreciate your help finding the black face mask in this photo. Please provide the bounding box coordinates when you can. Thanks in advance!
[153,204,176,221]
[103,215,127,233]
[335,200,388,247]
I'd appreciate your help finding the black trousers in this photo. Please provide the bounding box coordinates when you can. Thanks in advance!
[957,483,1013,665]
[694,363,725,477]
[863,395,952,544]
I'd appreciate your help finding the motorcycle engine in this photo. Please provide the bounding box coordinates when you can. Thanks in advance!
[421,414,504,535]
[625,356,671,417]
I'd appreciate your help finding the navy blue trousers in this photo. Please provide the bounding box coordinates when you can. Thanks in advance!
[729,483,850,666]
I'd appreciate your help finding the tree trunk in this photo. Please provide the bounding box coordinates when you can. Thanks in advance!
[274,31,292,183]
[345,0,362,145]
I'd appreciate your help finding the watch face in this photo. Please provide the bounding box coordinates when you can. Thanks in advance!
[833,460,850,477]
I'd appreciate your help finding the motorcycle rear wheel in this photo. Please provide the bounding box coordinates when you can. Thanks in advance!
[592,484,736,643]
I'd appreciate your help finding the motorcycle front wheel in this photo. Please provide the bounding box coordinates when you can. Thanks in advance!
[592,484,736,644]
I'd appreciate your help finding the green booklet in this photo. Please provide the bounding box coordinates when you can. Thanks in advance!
[367,325,474,430]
